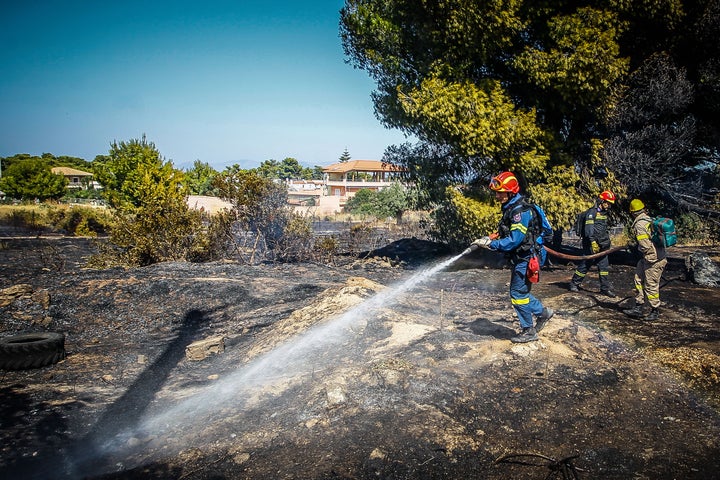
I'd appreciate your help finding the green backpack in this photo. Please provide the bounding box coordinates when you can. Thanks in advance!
[651,217,677,247]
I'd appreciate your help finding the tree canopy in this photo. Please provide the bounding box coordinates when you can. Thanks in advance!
[345,183,412,223]
[339,149,352,163]
[0,158,67,201]
[341,0,720,239]
[256,158,315,180]
[93,135,186,210]
[184,160,219,196]
[0,153,92,172]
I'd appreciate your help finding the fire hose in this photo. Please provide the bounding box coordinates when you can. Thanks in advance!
[542,244,628,261]
[463,242,629,261]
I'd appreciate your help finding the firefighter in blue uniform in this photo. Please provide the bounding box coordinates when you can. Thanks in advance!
[472,171,554,343]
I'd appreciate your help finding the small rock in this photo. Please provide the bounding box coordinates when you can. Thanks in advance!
[31,289,51,309]
[185,336,225,361]
[35,316,53,327]
[369,448,386,460]
[326,385,346,406]
[233,452,251,465]
[0,284,33,307]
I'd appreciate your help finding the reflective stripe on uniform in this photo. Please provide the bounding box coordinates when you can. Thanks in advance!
[574,270,587,277]
[510,223,528,234]
[511,297,530,305]
[599,271,609,276]
[647,292,660,300]
[637,234,650,241]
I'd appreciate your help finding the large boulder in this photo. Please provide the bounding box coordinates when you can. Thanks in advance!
[685,251,720,287]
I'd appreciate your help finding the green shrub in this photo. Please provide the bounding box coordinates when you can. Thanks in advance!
[92,202,205,267]
[676,212,719,245]
[46,206,112,236]
[427,188,499,250]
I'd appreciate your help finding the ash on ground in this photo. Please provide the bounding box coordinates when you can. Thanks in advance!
[1,236,719,479]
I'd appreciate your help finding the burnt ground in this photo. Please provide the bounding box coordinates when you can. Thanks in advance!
[0,234,719,480]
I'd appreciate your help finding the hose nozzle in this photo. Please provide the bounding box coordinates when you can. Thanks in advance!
[461,243,479,256]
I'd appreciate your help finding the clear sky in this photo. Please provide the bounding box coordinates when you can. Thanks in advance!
[0,1,411,170]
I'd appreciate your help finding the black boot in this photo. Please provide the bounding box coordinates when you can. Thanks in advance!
[600,289,617,298]
[511,327,538,343]
[645,307,660,321]
[569,283,579,292]
[623,306,645,318]
[535,307,554,332]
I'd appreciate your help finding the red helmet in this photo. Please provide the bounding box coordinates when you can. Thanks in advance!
[489,171,520,194]
[599,190,616,204]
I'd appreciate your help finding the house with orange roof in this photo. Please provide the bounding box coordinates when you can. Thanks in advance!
[51,166,97,190]
[287,160,408,216]
[321,160,406,198]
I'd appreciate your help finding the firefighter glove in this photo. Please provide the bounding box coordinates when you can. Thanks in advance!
[591,241,600,253]
[472,237,492,249]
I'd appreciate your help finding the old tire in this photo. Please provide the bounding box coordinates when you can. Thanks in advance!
[0,332,66,370]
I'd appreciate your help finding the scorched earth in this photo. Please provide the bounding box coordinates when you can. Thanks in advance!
[0,235,719,479]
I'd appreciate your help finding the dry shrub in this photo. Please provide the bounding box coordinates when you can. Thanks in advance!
[314,235,339,264]
[187,210,237,262]
[46,205,112,236]
[89,201,207,267]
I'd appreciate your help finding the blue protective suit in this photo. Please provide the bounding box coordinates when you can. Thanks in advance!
[488,194,547,329]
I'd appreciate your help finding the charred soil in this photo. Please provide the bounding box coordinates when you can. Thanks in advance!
[0,235,719,479]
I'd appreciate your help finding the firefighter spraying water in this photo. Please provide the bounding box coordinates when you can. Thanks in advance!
[462,171,555,343]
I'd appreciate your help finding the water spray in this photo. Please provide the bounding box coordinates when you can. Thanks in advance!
[74,251,471,475]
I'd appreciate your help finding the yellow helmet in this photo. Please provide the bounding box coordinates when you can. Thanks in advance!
[629,199,645,213]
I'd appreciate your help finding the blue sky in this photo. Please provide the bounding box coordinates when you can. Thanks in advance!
[0,1,410,170]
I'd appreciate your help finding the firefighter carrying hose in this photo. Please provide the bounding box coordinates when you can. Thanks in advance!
[470,171,554,343]
[569,190,618,297]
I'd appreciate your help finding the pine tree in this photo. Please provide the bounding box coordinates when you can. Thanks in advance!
[339,149,351,163]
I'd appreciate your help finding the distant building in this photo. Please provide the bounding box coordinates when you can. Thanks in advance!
[287,160,407,216]
[51,167,99,190]
[322,160,406,197]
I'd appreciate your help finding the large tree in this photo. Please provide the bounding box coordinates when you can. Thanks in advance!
[92,136,204,266]
[93,135,186,210]
[601,5,720,221]
[256,158,313,180]
[0,158,67,201]
[341,0,720,241]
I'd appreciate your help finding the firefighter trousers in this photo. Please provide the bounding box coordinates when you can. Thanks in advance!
[509,259,545,329]
[570,248,611,291]
[634,257,667,309]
